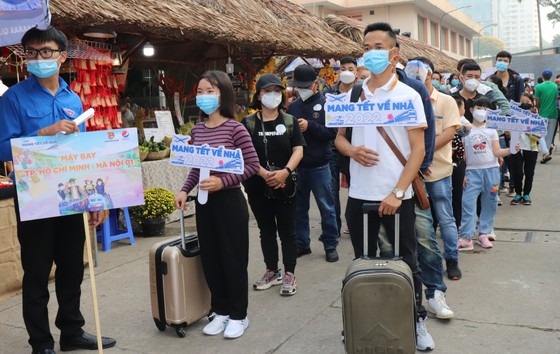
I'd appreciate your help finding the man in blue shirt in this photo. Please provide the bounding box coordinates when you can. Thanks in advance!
[287,64,339,262]
[0,27,115,354]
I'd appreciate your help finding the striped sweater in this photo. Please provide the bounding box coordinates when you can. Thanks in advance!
[180,119,260,193]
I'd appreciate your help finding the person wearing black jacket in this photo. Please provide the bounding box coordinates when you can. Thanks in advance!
[241,74,305,296]
[287,64,339,262]
[494,51,525,103]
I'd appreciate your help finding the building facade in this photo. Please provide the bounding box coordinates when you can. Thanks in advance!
[449,0,540,53]
[294,0,481,59]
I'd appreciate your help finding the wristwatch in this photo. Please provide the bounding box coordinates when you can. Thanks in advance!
[392,188,405,200]
[284,166,293,174]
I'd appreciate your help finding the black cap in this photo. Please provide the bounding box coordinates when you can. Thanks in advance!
[255,74,283,92]
[290,64,317,88]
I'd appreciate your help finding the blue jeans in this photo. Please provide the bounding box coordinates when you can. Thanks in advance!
[328,150,342,236]
[379,204,447,299]
[426,176,459,261]
[296,164,339,251]
[460,167,500,239]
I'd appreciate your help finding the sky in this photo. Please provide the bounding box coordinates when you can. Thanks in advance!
[540,6,559,42]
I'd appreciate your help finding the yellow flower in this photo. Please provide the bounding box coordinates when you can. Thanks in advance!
[130,187,176,221]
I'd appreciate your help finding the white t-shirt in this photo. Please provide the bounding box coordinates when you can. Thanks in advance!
[462,125,499,170]
[348,75,427,201]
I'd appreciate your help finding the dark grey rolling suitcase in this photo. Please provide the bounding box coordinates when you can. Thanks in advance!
[341,203,416,354]
[149,210,212,337]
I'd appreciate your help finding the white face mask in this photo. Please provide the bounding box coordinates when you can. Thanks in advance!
[261,91,282,109]
[339,70,356,84]
[472,109,488,122]
[298,88,314,102]
[464,79,480,92]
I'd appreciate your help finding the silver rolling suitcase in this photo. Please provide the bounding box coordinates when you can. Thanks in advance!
[341,203,416,354]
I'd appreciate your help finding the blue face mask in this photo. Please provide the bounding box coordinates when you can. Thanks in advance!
[496,61,508,72]
[363,49,393,75]
[439,85,447,92]
[196,94,220,115]
[432,80,440,89]
[451,79,459,87]
[27,59,59,79]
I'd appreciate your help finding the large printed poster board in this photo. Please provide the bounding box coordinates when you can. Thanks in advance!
[11,129,144,221]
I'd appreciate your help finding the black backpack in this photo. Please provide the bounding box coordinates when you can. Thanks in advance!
[338,84,362,177]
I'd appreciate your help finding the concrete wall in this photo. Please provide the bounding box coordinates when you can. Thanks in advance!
[479,53,560,80]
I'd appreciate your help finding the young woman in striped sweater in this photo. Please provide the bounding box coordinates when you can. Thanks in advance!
[175,71,260,339]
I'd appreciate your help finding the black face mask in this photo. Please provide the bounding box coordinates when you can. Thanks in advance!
[520,103,533,110]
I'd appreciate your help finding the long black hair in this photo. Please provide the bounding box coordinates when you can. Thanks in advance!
[198,71,236,119]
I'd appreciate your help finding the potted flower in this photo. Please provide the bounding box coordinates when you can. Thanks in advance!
[130,187,176,236]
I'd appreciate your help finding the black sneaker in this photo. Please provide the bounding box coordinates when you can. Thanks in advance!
[325,249,339,262]
[297,247,312,257]
[446,259,462,280]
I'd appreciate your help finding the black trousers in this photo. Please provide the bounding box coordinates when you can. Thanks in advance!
[451,160,466,228]
[511,150,538,196]
[247,193,297,274]
[195,188,249,320]
[345,198,426,319]
[14,199,86,351]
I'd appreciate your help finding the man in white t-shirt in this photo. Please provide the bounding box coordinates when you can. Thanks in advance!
[335,22,434,351]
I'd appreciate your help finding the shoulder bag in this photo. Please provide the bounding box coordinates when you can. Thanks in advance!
[377,127,430,210]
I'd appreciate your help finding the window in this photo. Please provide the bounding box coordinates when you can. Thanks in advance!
[451,31,457,53]
[466,39,472,57]
[459,35,465,55]
[418,16,427,43]
[430,21,439,47]
[343,12,362,21]
[441,27,449,51]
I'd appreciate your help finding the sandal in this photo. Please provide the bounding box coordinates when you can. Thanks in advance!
[540,155,552,164]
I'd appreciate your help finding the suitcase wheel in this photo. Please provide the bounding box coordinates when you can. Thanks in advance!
[154,318,166,332]
[175,327,187,338]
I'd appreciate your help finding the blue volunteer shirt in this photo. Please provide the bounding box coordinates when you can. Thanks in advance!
[0,75,84,163]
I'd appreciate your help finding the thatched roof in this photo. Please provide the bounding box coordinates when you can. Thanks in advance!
[324,15,459,73]
[49,0,363,60]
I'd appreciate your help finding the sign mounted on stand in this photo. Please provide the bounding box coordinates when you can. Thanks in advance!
[10,128,144,221]
[0,0,51,47]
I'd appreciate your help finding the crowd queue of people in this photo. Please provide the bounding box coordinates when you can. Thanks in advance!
[1,23,558,353]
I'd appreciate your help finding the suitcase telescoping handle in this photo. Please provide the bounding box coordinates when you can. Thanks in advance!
[179,196,198,251]
[362,203,400,259]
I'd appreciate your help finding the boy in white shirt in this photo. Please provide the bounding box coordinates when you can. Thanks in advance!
[458,97,518,250]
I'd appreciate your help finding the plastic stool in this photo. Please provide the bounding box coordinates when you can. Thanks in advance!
[97,208,135,252]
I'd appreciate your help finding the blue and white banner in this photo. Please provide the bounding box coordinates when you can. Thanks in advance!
[486,101,548,134]
[0,0,51,47]
[169,135,244,175]
[324,92,418,127]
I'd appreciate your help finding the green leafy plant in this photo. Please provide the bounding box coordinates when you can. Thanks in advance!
[130,187,176,222]
[177,121,195,136]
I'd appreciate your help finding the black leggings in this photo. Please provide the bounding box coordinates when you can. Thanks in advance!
[511,150,538,196]
[247,193,297,273]
[196,188,249,320]
[451,160,466,228]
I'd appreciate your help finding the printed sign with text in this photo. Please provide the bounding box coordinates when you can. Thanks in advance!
[486,101,548,134]
[324,93,418,127]
[169,135,244,174]
[11,129,144,221]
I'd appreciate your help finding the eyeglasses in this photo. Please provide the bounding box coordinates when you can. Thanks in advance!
[25,47,62,59]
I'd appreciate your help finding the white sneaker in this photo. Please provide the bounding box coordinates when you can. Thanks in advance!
[416,317,435,351]
[427,290,454,319]
[224,317,249,339]
[487,230,496,241]
[202,314,229,335]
